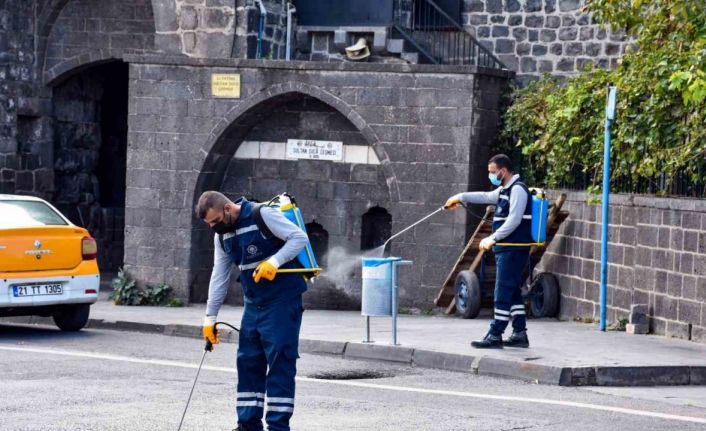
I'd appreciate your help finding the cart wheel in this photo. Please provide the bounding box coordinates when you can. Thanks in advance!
[530,272,559,318]
[455,270,481,319]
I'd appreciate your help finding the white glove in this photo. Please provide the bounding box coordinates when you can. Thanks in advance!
[479,236,496,251]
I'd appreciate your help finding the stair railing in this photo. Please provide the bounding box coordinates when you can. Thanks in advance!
[393,0,505,68]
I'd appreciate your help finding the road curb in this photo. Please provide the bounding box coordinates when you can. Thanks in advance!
[344,342,414,364]
[3,317,704,387]
[412,350,476,373]
[476,357,569,385]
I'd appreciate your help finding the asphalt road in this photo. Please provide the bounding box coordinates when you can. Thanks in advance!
[1,324,705,431]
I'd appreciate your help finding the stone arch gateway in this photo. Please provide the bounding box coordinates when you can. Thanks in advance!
[188,84,396,303]
[122,56,511,308]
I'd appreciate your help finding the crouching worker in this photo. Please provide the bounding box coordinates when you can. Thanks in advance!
[445,154,531,349]
[196,191,308,431]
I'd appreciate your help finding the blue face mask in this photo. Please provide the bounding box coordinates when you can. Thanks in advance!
[488,171,503,186]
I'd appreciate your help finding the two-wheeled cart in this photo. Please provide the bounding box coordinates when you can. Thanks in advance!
[434,194,569,318]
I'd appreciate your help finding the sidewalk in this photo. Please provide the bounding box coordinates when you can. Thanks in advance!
[5,299,706,387]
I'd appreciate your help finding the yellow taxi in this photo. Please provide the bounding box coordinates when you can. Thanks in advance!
[0,194,100,331]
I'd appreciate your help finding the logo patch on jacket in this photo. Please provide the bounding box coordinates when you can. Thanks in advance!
[247,245,259,256]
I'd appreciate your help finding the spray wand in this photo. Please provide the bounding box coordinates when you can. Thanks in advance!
[380,206,446,251]
[177,321,240,431]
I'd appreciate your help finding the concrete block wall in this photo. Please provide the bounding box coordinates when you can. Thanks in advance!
[539,191,706,343]
[462,0,631,78]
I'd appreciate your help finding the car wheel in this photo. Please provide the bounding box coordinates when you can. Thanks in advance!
[455,270,481,319]
[53,304,90,331]
[529,273,559,318]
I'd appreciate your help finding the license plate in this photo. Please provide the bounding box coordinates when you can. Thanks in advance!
[12,284,63,297]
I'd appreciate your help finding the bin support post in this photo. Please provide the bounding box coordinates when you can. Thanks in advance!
[391,260,412,345]
[363,316,371,343]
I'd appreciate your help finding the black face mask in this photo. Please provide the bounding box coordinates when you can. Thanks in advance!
[211,208,233,234]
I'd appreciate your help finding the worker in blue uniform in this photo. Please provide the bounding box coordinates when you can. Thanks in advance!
[196,191,309,431]
[445,154,532,349]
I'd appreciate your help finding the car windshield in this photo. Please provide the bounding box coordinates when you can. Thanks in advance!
[0,200,68,228]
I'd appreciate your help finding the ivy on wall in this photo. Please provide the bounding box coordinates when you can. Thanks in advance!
[502,0,706,196]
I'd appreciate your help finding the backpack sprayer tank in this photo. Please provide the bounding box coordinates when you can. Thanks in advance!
[495,187,549,247]
[258,193,322,278]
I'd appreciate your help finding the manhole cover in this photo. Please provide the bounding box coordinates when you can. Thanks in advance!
[306,370,394,380]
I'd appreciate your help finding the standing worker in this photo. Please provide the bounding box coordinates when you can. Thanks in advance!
[196,191,309,431]
[444,154,532,349]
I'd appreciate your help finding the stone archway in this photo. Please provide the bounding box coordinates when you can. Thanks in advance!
[44,50,125,87]
[189,82,398,303]
[39,0,156,85]
[197,81,398,201]
[50,60,131,276]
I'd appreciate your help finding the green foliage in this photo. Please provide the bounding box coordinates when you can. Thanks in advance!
[607,316,629,331]
[141,283,173,306]
[110,268,140,306]
[502,0,706,194]
[110,269,179,307]
[166,298,185,307]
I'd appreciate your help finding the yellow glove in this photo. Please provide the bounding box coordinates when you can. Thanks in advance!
[444,193,463,210]
[253,258,279,283]
[479,236,496,251]
[203,315,219,347]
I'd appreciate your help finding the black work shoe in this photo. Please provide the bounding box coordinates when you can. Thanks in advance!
[471,332,503,349]
[503,331,530,348]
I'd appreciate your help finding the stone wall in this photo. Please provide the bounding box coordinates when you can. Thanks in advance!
[0,0,44,197]
[44,0,155,78]
[3,0,156,201]
[153,0,236,58]
[123,57,511,307]
[254,0,289,60]
[0,1,137,271]
[219,96,388,305]
[50,62,129,272]
[539,191,706,343]
[462,0,631,79]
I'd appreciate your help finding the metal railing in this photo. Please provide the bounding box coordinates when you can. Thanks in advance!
[393,0,505,68]
[534,165,706,198]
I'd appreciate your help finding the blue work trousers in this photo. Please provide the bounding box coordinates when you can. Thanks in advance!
[236,296,303,431]
[489,250,529,336]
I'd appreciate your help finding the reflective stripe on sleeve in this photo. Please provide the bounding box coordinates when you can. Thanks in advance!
[236,225,259,236]
[239,260,263,271]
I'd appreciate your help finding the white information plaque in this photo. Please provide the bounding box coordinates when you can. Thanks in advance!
[286,139,343,161]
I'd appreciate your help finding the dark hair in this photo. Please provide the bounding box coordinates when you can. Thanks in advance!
[488,154,513,172]
[195,191,229,219]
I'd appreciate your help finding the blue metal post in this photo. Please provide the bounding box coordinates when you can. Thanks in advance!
[600,86,617,331]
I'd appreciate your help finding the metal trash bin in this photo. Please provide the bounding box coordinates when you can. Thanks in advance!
[360,257,412,345]
[361,257,401,316]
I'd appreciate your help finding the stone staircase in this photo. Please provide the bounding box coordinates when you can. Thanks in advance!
[386,37,419,64]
